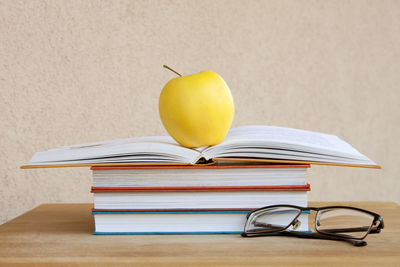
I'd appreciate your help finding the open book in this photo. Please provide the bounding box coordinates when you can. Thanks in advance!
[22,125,379,169]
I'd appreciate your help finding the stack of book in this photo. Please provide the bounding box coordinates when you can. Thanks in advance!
[91,164,310,234]
[22,125,379,235]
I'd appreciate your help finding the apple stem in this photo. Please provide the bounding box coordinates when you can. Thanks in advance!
[163,65,182,77]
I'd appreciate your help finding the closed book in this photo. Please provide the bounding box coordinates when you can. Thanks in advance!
[92,185,310,210]
[92,209,310,234]
[91,164,309,188]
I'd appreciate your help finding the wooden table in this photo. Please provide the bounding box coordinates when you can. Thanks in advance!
[0,202,399,266]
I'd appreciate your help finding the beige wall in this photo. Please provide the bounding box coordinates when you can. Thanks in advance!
[1,0,399,225]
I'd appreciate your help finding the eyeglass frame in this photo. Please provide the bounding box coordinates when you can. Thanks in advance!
[241,204,384,246]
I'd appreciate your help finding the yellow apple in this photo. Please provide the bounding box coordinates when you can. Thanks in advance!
[159,67,234,148]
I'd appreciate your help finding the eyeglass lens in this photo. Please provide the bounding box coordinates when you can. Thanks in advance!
[245,206,309,234]
[316,208,375,239]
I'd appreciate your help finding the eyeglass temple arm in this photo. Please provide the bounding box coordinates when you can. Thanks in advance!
[320,226,370,234]
[289,231,366,246]
[246,231,367,246]
[322,227,382,234]
[252,225,381,235]
[253,221,295,230]
[253,224,378,235]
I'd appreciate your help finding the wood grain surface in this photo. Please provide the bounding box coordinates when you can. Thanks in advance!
[0,202,399,266]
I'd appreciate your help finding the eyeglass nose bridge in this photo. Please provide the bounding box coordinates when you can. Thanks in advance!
[292,219,301,231]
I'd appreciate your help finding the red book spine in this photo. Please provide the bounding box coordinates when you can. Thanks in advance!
[91,184,310,193]
[91,164,310,170]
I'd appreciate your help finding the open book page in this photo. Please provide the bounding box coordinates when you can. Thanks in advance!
[27,136,201,166]
[24,125,378,168]
[202,126,376,166]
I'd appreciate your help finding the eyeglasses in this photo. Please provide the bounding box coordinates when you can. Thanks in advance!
[242,205,384,246]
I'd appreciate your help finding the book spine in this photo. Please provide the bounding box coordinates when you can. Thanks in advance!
[92,210,252,214]
[92,208,255,212]
[91,184,311,193]
[90,164,310,170]
[93,231,243,235]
